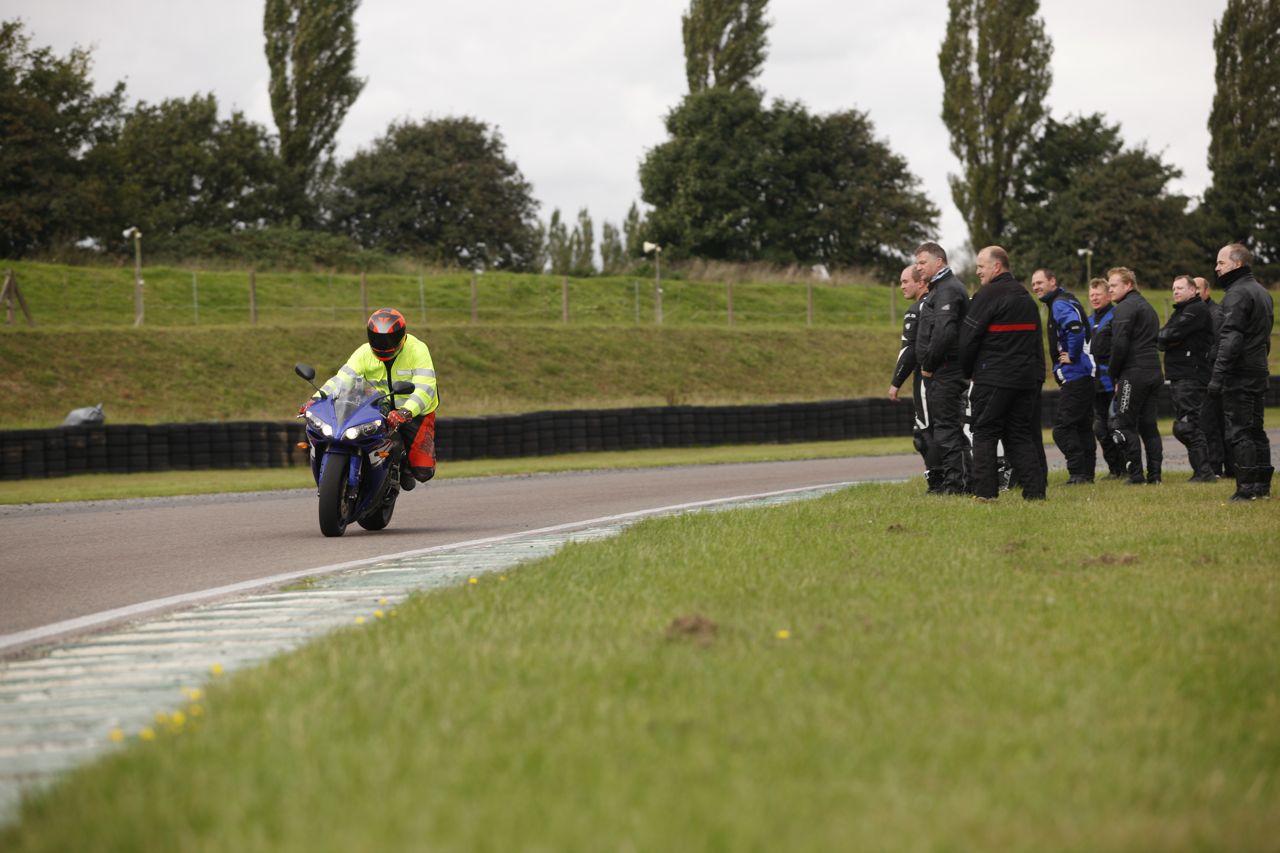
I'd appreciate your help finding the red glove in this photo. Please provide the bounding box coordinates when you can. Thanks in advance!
[386,408,411,429]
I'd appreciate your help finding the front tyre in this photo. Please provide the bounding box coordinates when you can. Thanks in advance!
[318,454,352,537]
[357,489,397,531]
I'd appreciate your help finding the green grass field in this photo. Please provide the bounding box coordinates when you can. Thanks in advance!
[3,475,1276,851]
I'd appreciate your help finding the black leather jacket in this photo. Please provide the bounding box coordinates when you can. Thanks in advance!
[1108,287,1162,383]
[892,296,926,388]
[1158,295,1214,383]
[1211,266,1274,390]
[959,271,1045,389]
[914,269,968,376]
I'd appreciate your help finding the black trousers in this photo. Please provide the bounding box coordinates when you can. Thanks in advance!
[922,369,970,492]
[970,383,1046,499]
[1112,375,1163,476]
[1092,389,1125,475]
[1052,377,1096,479]
[1169,380,1209,471]
[911,370,937,479]
[1221,385,1271,472]
[1200,391,1234,475]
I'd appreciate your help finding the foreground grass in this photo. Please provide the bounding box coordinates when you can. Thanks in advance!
[0,436,915,504]
[4,477,1278,851]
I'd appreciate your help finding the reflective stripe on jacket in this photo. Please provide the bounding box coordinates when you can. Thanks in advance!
[319,333,439,417]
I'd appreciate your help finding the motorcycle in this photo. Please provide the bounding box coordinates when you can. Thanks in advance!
[295,363,416,537]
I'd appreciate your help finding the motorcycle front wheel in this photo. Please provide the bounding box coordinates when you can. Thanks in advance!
[318,454,353,537]
[357,489,397,531]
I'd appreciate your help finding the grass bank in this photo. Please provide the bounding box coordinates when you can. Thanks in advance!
[4,476,1277,850]
[0,325,897,427]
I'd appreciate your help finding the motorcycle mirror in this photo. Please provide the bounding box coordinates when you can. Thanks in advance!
[295,363,316,381]
[391,381,415,395]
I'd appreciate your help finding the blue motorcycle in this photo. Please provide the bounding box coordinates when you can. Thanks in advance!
[295,363,415,537]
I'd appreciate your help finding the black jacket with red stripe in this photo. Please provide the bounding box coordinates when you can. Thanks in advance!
[959,271,1046,389]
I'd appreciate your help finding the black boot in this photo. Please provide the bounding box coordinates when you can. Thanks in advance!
[1187,446,1218,483]
[1126,460,1145,485]
[1258,466,1274,499]
[399,466,416,491]
[1145,459,1162,485]
[1229,468,1255,502]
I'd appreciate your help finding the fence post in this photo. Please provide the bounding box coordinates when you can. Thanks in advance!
[360,271,369,318]
[192,271,199,324]
[634,280,640,324]
[1,270,36,326]
[727,281,734,326]
[470,272,478,324]
[419,273,426,323]
[807,283,813,327]
[129,229,144,327]
[562,276,569,324]
[249,270,258,325]
[890,280,897,322]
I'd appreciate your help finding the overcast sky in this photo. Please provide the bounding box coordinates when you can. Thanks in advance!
[10,0,1227,266]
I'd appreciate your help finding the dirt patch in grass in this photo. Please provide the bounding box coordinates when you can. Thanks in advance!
[1083,553,1140,566]
[665,614,719,646]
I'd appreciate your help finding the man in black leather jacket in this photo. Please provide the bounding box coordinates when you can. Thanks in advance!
[913,242,971,494]
[958,246,1047,501]
[1106,266,1164,484]
[1196,276,1234,477]
[889,265,935,490]
[1209,243,1274,501]
[1158,275,1217,482]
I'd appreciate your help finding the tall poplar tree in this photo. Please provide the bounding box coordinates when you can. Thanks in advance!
[264,0,365,225]
[682,0,770,93]
[1205,0,1280,276]
[940,0,1052,250]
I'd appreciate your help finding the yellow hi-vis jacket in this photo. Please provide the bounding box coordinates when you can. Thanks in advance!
[317,333,439,418]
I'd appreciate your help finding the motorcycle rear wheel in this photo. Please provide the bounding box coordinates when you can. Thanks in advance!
[357,489,397,531]
[318,455,352,537]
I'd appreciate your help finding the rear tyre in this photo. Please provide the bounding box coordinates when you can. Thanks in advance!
[357,489,397,531]
[318,454,351,537]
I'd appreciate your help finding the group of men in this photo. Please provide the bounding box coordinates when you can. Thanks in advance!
[890,242,1274,502]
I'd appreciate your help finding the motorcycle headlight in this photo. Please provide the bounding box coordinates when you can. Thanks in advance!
[305,411,333,437]
[343,419,383,441]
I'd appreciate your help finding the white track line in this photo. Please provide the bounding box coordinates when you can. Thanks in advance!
[0,480,860,653]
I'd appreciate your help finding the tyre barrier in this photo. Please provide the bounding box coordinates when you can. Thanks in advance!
[2,383,1276,481]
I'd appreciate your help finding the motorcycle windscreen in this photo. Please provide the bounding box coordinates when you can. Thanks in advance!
[330,376,380,428]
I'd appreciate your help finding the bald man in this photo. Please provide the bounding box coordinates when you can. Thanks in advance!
[958,246,1047,501]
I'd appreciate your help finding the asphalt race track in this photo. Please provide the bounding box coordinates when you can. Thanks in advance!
[0,456,921,647]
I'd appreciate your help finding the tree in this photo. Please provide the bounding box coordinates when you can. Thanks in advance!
[622,202,647,258]
[329,117,540,269]
[570,208,595,276]
[107,94,282,246]
[1205,0,1280,279]
[1007,114,1198,286]
[639,88,937,270]
[682,0,770,93]
[940,0,1052,250]
[0,20,124,256]
[264,0,365,225]
[546,209,573,275]
[600,221,627,273]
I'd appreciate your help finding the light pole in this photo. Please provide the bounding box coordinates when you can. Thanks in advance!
[124,227,143,326]
[643,241,663,325]
[1076,247,1094,283]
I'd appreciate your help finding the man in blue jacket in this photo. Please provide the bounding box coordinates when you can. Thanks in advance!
[1032,269,1096,484]
[1086,279,1126,478]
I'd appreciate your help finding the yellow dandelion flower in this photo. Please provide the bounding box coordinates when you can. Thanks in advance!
[374,609,385,619]
[776,629,791,640]
[468,577,479,585]
[355,616,366,625]
[139,727,155,741]
[109,728,125,743]
[210,663,224,676]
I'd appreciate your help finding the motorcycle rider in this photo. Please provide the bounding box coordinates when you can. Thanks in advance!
[1157,275,1217,482]
[889,265,936,491]
[913,242,971,494]
[302,308,439,490]
[1106,267,1164,485]
[1086,278,1126,478]
[1209,243,1274,501]
[1031,268,1096,484]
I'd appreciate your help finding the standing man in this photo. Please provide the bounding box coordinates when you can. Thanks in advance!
[1086,278,1126,478]
[1031,269,1096,484]
[1158,275,1217,482]
[959,246,1047,501]
[889,265,936,491]
[1196,275,1233,478]
[1106,267,1164,485]
[1209,243,1274,501]
[913,242,970,494]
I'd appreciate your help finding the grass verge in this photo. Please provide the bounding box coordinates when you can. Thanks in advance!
[3,475,1277,850]
[0,436,914,505]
